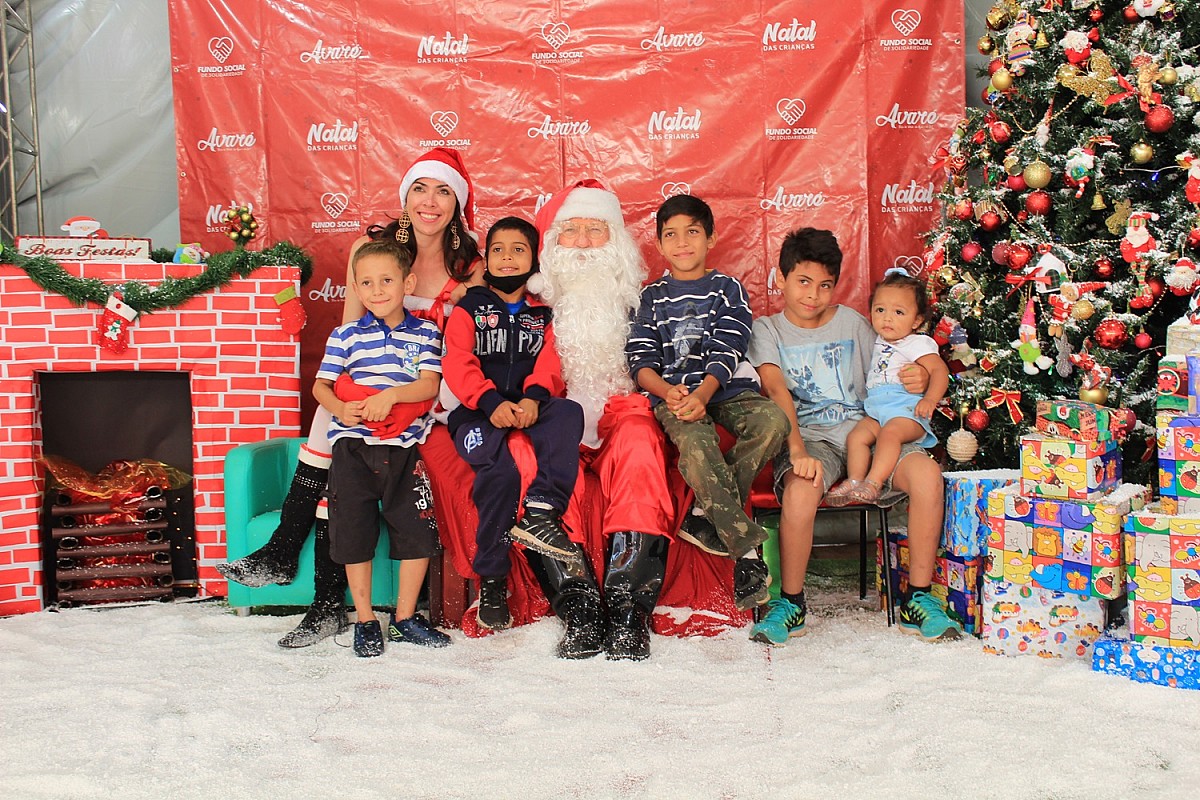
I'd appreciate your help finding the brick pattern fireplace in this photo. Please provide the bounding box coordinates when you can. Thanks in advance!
[0,260,302,615]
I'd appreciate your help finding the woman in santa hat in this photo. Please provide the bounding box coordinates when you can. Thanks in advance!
[219,147,481,647]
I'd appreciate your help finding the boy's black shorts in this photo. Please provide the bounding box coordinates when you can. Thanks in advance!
[327,437,439,565]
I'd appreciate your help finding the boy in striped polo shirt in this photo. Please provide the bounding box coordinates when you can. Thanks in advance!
[313,239,449,657]
[626,194,789,613]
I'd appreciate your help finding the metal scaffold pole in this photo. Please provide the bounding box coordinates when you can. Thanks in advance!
[1,0,42,239]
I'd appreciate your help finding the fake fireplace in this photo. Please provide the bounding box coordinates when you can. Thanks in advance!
[0,259,303,615]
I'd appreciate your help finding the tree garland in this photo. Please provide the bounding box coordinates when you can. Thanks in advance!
[0,240,313,314]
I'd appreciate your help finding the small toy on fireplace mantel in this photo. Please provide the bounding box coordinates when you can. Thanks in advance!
[14,216,151,261]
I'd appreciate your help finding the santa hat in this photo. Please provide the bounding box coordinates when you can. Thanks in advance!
[534,179,625,241]
[1128,210,1159,228]
[398,147,475,231]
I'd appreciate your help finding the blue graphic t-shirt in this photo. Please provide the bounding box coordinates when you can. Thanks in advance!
[747,305,876,446]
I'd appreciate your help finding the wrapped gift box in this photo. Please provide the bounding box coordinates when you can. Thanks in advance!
[1092,633,1200,690]
[1033,400,1134,443]
[1166,317,1200,356]
[1020,434,1121,501]
[1157,356,1189,412]
[986,483,1148,599]
[942,469,1020,558]
[1160,415,1200,513]
[1123,508,1200,649]
[877,529,982,636]
[980,579,1106,659]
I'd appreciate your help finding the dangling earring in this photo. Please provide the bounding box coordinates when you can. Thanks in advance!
[450,221,460,251]
[396,210,412,244]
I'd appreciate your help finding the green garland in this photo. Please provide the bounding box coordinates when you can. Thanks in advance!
[0,241,313,314]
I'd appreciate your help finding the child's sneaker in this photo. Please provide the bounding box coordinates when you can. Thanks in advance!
[749,596,806,646]
[898,591,963,641]
[476,576,512,631]
[509,507,579,561]
[388,612,452,648]
[353,619,384,657]
[677,512,730,557]
[733,558,771,610]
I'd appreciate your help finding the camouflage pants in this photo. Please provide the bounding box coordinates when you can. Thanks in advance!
[654,390,790,558]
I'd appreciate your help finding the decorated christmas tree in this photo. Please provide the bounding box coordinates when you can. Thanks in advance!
[926,0,1200,481]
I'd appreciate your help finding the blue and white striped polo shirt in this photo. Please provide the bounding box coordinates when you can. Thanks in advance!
[317,311,442,447]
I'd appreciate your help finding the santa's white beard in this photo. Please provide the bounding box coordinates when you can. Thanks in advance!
[539,237,646,405]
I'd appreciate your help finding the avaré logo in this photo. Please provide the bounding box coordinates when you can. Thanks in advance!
[300,39,367,64]
[307,119,359,151]
[760,187,825,211]
[891,9,921,37]
[430,111,459,138]
[641,26,704,51]
[874,103,939,129]
[197,127,256,151]
[648,107,701,140]
[761,18,817,51]
[661,182,691,199]
[418,32,469,62]
[541,22,571,50]
[208,37,233,63]
[527,115,591,139]
[321,193,349,219]
[776,98,806,126]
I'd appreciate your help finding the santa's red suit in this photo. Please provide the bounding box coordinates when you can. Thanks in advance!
[425,181,743,660]
[1120,211,1158,264]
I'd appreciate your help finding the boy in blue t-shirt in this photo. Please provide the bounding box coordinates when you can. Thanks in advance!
[746,227,962,645]
[626,194,789,612]
[313,239,450,657]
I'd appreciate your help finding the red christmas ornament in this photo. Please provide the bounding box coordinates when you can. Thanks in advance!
[1094,317,1129,349]
[1188,229,1200,249]
[1095,257,1115,278]
[1130,286,1154,310]
[961,241,982,262]
[988,58,1005,76]
[953,198,974,220]
[1135,331,1154,349]
[1147,276,1165,299]
[1090,8,1105,22]
[1145,106,1175,134]
[95,292,138,354]
[966,409,990,432]
[1007,244,1033,271]
[991,242,1011,265]
[1088,26,1101,43]
[1006,174,1026,192]
[1123,6,1141,23]
[1025,190,1052,216]
[980,211,1002,232]
[990,121,1012,144]
[274,286,307,336]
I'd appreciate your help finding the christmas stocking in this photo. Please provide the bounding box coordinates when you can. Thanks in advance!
[95,292,137,354]
[274,286,307,335]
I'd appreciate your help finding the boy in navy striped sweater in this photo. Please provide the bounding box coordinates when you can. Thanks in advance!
[313,239,449,656]
[626,195,789,611]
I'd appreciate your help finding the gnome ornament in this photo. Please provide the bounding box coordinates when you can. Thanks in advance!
[1013,296,1053,374]
[1120,211,1159,264]
[95,292,137,354]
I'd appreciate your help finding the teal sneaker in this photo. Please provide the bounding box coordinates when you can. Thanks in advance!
[749,597,806,646]
[898,591,963,641]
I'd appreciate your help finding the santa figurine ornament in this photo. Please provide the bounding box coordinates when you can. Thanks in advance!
[95,292,137,354]
[1179,151,1200,205]
[1120,211,1159,264]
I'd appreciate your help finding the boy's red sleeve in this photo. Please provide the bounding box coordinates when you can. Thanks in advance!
[442,306,501,411]
[523,323,566,400]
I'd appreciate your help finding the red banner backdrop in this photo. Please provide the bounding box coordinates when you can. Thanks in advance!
[168,1,964,423]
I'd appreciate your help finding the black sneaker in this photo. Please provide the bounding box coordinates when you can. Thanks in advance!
[353,619,384,657]
[510,507,579,561]
[277,603,349,648]
[217,551,298,588]
[476,576,512,631]
[677,512,730,557]
[555,594,604,659]
[388,613,452,647]
[733,558,771,611]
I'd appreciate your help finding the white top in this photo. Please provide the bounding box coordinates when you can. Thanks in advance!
[866,333,938,390]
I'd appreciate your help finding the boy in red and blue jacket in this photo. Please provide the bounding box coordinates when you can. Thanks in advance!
[442,217,584,631]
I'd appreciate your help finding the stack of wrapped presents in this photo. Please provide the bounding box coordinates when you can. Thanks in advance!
[982,399,1145,659]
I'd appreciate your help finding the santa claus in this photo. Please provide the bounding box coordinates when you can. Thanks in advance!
[1120,210,1159,264]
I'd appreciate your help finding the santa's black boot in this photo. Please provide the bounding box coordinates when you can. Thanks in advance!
[218,455,328,588]
[602,531,668,661]
[277,518,348,648]
[538,546,604,659]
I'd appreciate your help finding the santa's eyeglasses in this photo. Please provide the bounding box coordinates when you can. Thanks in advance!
[557,222,609,241]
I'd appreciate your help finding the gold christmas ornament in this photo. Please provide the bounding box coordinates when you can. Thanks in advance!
[1079,386,1110,405]
[985,5,1011,30]
[1092,192,1108,211]
[1034,30,1049,50]
[1004,154,1022,176]
[1022,160,1053,189]
[959,402,972,416]
[1160,66,1178,86]
[947,429,980,463]
[1130,141,1155,164]
[1056,63,1079,82]
[1187,83,1200,103]
[991,67,1014,92]
[977,35,996,55]
[1072,298,1096,320]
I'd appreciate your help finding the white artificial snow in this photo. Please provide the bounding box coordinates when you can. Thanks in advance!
[2,595,1199,799]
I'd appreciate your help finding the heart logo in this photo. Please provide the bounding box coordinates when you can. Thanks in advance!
[540,22,570,51]
[208,36,234,64]
[893,255,924,277]
[429,111,459,138]
[660,182,691,199]
[321,192,349,219]
[891,9,921,37]
[776,98,806,126]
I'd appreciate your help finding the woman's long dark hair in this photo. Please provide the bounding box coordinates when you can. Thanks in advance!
[365,199,478,284]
